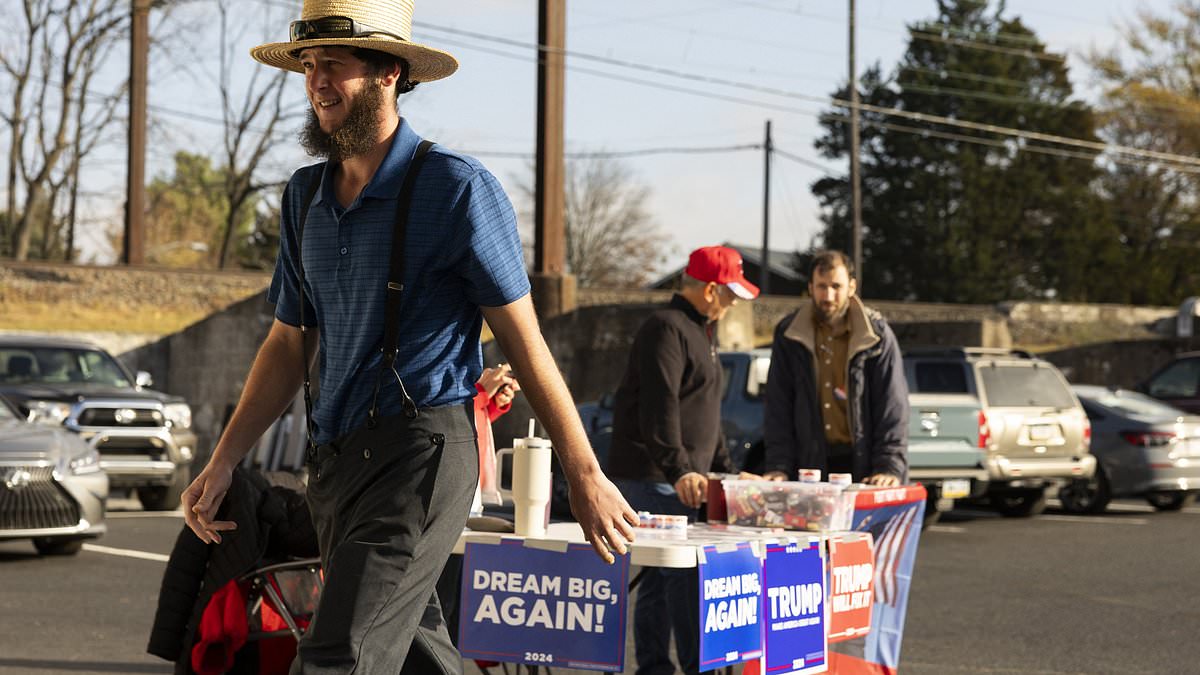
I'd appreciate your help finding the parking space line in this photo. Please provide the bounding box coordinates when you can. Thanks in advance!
[926,525,966,533]
[1101,503,1154,514]
[1038,515,1148,525]
[82,543,169,562]
[106,510,184,519]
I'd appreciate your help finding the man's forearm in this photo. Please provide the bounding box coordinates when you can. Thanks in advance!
[209,321,313,469]
[482,298,600,481]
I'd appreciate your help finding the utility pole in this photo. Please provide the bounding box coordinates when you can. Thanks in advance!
[124,0,150,265]
[760,120,772,296]
[849,0,863,287]
[531,0,573,317]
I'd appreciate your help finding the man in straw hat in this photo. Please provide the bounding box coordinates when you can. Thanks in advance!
[180,1,639,672]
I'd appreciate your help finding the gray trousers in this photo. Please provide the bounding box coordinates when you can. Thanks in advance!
[292,403,478,674]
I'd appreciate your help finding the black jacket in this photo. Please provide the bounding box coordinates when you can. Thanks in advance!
[147,468,318,672]
[764,297,909,481]
[606,294,732,485]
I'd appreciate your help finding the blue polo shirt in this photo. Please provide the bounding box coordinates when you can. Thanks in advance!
[268,119,531,443]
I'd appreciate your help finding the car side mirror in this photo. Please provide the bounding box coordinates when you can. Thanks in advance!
[135,371,154,389]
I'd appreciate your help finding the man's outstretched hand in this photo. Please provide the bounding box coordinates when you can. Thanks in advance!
[181,461,238,544]
[568,472,639,564]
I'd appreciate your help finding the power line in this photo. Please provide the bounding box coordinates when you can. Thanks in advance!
[727,0,1066,60]
[898,81,1081,109]
[433,30,1200,176]
[896,66,1200,121]
[907,29,1065,63]
[424,22,1200,169]
[774,148,839,174]
[464,144,762,160]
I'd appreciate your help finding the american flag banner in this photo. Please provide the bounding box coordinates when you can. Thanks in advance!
[828,485,927,675]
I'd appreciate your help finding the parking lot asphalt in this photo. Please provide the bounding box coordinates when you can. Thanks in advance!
[0,496,1197,674]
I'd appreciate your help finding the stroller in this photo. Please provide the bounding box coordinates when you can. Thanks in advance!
[187,557,324,675]
[147,468,322,675]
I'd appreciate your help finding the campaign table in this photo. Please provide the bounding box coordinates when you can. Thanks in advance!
[452,522,837,674]
[452,484,927,674]
[454,520,791,567]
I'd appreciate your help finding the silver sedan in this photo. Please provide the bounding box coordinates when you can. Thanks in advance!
[0,396,107,554]
[1060,385,1200,514]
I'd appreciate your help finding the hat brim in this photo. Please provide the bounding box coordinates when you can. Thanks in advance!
[250,37,458,82]
[727,279,760,300]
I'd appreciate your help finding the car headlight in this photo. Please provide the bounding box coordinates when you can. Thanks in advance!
[163,403,192,430]
[68,447,102,475]
[26,400,72,426]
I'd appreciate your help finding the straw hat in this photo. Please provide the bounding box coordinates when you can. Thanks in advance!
[250,0,458,82]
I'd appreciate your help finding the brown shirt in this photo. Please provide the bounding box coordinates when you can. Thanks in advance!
[814,316,852,445]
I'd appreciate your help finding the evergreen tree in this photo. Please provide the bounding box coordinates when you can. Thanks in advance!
[813,0,1111,302]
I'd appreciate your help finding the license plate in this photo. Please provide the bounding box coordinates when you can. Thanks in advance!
[1029,424,1057,441]
[941,479,971,499]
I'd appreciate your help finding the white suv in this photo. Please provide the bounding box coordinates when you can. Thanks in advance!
[904,348,1096,517]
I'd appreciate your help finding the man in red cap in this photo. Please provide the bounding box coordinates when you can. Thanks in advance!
[605,245,759,675]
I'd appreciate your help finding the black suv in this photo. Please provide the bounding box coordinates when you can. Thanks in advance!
[0,336,197,510]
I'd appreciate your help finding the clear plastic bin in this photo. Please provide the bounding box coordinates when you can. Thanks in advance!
[722,479,854,532]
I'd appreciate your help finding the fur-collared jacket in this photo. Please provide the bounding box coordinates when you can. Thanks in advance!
[763,296,909,481]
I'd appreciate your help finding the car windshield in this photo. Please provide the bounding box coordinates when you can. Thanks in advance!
[0,347,131,387]
[978,364,1075,408]
[1077,388,1185,418]
[912,362,970,393]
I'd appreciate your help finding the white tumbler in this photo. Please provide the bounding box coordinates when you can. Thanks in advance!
[497,420,553,537]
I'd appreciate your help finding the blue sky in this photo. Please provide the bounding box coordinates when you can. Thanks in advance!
[91,0,1174,268]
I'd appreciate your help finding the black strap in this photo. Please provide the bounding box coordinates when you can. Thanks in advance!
[292,139,437,447]
[295,177,321,450]
[369,139,435,425]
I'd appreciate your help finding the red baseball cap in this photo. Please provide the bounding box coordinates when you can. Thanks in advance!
[685,246,760,300]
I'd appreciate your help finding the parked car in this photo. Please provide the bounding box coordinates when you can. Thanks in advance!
[904,348,1095,517]
[0,393,107,555]
[1140,352,1200,414]
[576,349,990,526]
[0,336,197,511]
[575,349,772,478]
[906,392,990,525]
[1061,385,1200,513]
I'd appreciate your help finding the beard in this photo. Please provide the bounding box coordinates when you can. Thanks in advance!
[814,298,850,325]
[299,78,389,162]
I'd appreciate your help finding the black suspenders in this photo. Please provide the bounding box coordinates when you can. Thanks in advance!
[295,139,436,450]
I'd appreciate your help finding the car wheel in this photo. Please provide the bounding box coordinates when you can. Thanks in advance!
[137,469,188,511]
[1058,468,1111,515]
[990,488,1048,517]
[1145,491,1196,511]
[33,537,84,556]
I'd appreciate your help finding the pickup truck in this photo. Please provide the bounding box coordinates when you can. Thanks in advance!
[0,336,198,511]
[576,349,989,526]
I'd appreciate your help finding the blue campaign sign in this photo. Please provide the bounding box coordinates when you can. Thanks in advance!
[697,542,763,672]
[459,540,629,672]
[762,539,827,674]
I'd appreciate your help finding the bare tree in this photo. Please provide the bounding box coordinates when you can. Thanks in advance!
[0,0,128,260]
[146,0,298,269]
[519,155,669,288]
[211,0,295,269]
